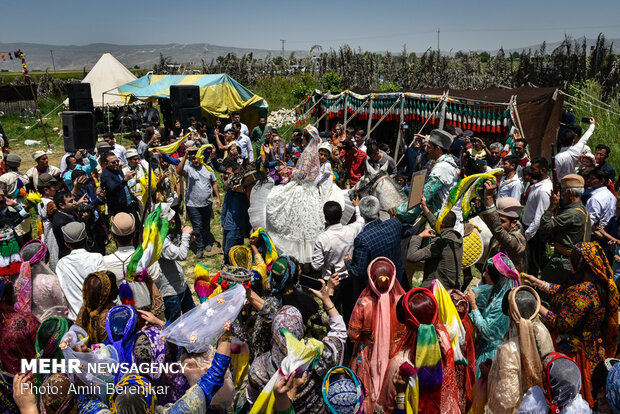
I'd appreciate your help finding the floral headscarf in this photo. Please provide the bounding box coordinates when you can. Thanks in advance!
[77,272,116,345]
[573,242,619,358]
[110,375,156,414]
[41,373,74,414]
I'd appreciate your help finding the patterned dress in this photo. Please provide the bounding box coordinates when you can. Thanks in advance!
[540,281,605,365]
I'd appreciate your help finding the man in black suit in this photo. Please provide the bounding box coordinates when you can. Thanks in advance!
[52,190,78,259]
[100,152,135,216]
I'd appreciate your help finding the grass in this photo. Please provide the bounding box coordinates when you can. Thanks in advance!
[0,68,146,84]
[2,96,225,300]
[564,80,620,169]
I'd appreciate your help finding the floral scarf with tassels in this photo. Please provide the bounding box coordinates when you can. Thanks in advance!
[576,242,619,358]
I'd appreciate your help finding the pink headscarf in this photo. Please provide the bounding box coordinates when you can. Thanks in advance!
[367,257,404,399]
[491,252,521,285]
[14,239,48,313]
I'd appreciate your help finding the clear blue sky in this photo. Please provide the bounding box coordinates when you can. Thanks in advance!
[2,0,620,52]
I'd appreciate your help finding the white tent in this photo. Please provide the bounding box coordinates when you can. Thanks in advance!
[64,53,137,106]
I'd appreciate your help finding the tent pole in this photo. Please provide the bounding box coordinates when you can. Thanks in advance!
[365,97,374,141]
[394,94,405,160]
[343,95,348,129]
[438,92,448,129]
[512,96,526,140]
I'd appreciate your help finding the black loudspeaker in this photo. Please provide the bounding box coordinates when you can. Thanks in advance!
[170,85,200,108]
[66,83,91,100]
[67,83,94,112]
[62,111,96,152]
[69,98,94,112]
[174,107,202,129]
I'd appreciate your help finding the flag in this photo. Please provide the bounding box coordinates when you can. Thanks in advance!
[249,329,324,414]
[126,205,169,281]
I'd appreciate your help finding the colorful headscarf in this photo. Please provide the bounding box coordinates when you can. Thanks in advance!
[110,375,156,414]
[606,363,620,413]
[35,316,69,360]
[574,242,620,358]
[105,305,138,371]
[322,366,365,414]
[14,239,48,313]
[229,245,269,290]
[79,272,114,345]
[431,280,467,365]
[397,288,443,391]
[250,227,278,267]
[269,256,296,295]
[542,353,582,413]
[490,252,521,284]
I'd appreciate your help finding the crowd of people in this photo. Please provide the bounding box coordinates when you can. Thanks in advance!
[1,108,620,414]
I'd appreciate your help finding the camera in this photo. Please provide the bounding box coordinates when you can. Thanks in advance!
[76,203,94,214]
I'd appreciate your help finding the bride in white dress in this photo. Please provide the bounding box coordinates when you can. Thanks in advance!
[249,125,348,263]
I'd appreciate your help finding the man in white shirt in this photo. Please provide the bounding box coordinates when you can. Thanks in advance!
[312,197,363,321]
[103,213,168,317]
[103,132,128,167]
[497,155,524,201]
[521,157,553,275]
[123,149,150,208]
[231,122,254,162]
[55,221,106,321]
[585,166,617,228]
[224,111,249,136]
[555,118,595,181]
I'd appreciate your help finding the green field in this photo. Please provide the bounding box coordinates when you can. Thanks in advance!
[0,68,146,84]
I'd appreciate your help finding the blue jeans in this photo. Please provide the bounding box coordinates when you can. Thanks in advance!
[186,204,214,250]
[222,228,244,264]
[163,286,196,322]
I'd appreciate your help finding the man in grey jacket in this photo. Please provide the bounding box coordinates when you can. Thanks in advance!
[406,196,463,289]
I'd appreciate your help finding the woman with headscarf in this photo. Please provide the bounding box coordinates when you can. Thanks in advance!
[272,366,365,414]
[348,257,405,412]
[132,325,190,405]
[377,287,459,413]
[486,286,555,413]
[466,252,521,377]
[517,352,592,413]
[35,316,70,362]
[522,241,620,406]
[105,305,138,370]
[246,279,347,414]
[40,373,75,414]
[76,271,119,345]
[269,255,326,337]
[449,289,476,413]
[14,239,68,321]
[109,322,234,414]
[0,279,40,375]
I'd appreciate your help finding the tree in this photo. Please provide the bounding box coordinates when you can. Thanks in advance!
[480,52,490,63]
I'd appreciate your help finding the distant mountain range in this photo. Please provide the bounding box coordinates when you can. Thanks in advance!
[0,38,617,71]
[0,42,308,71]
